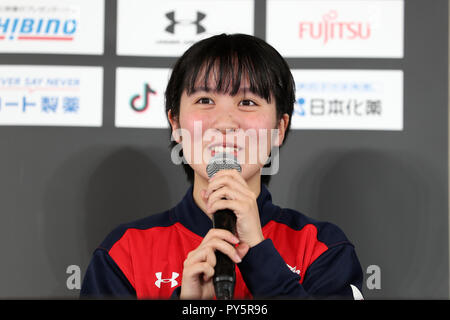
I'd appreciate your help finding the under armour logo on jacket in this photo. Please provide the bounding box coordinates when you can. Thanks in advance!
[165,11,206,34]
[155,272,179,288]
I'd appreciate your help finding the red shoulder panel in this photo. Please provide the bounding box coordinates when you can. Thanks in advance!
[263,221,328,283]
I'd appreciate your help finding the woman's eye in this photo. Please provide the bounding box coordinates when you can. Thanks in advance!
[239,99,257,106]
[197,97,214,104]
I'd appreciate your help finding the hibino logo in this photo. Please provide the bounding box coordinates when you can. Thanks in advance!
[299,10,371,44]
[129,83,157,112]
[0,5,78,41]
[0,17,77,41]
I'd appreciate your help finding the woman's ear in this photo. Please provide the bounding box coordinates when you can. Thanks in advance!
[168,109,182,143]
[274,113,290,147]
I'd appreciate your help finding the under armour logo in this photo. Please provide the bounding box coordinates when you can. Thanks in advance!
[155,272,179,288]
[165,11,206,34]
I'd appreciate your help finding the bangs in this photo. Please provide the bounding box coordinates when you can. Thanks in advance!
[182,39,276,103]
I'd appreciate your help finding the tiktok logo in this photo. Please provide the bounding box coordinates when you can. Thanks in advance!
[129,83,157,113]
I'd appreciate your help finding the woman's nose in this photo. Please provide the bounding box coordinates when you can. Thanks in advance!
[212,121,239,136]
[211,106,240,133]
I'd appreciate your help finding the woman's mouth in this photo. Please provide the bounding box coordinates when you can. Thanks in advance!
[208,145,242,158]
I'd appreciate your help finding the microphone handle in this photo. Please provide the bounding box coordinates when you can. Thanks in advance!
[213,209,237,300]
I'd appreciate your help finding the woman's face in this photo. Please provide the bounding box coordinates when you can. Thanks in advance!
[170,76,287,183]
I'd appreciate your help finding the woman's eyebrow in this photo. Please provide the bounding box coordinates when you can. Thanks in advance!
[189,87,212,94]
[189,86,256,95]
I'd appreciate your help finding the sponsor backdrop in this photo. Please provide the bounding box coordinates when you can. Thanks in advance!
[0,0,447,299]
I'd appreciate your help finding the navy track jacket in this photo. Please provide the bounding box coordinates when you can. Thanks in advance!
[81,185,364,299]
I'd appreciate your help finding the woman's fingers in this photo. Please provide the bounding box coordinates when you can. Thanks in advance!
[201,228,240,246]
[202,237,242,263]
[183,261,215,282]
[236,242,250,260]
[185,229,242,269]
[184,245,216,268]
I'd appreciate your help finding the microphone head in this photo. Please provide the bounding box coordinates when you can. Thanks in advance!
[206,152,242,178]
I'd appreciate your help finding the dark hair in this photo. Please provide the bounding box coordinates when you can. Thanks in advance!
[165,33,295,185]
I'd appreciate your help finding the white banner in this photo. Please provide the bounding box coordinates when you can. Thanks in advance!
[115,67,171,128]
[267,0,404,58]
[291,69,403,130]
[0,0,104,55]
[0,66,103,127]
[117,0,254,57]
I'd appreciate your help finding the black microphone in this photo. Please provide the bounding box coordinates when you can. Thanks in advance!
[206,152,242,300]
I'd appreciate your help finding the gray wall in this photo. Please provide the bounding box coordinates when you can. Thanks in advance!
[0,0,447,299]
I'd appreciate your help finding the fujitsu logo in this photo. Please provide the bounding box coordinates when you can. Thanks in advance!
[299,10,371,44]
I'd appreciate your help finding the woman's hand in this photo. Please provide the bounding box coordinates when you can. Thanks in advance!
[180,228,248,299]
[180,169,261,299]
[203,169,265,248]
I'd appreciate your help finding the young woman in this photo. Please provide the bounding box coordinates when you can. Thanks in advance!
[81,33,363,300]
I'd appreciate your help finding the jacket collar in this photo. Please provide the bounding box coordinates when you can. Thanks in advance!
[172,184,279,238]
